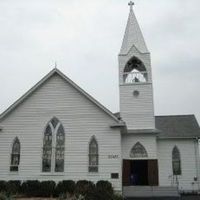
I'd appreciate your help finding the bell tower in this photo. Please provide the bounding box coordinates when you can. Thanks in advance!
[119,2,155,130]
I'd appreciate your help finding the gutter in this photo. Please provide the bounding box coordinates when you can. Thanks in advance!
[110,122,126,128]
[127,129,160,134]
[158,136,200,139]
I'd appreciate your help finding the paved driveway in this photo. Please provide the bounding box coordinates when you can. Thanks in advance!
[181,196,200,200]
[126,196,200,200]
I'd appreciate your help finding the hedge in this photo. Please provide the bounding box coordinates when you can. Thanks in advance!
[0,180,123,199]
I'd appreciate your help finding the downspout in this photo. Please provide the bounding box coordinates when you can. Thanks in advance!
[194,137,200,191]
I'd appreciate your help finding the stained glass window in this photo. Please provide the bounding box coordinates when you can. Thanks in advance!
[42,117,65,173]
[10,137,20,172]
[88,136,98,172]
[172,146,181,175]
[130,142,148,158]
[55,125,65,172]
[42,124,52,172]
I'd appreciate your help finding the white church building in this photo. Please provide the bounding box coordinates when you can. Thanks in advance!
[0,2,200,195]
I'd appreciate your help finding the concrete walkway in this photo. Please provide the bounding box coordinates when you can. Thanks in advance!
[123,186,180,199]
[125,195,200,200]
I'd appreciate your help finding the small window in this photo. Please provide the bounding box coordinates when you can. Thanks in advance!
[133,90,140,97]
[88,136,98,173]
[111,173,119,179]
[10,137,20,172]
[172,146,181,175]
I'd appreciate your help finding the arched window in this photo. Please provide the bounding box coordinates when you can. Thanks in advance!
[130,142,148,158]
[88,136,98,172]
[10,137,20,172]
[123,56,147,83]
[172,146,181,175]
[42,117,65,172]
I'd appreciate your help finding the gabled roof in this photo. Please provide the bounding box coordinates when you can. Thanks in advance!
[155,115,200,138]
[0,68,121,123]
[119,6,149,55]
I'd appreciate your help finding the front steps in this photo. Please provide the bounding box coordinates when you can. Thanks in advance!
[123,186,180,199]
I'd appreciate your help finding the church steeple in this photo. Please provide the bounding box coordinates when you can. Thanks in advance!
[118,2,155,130]
[120,1,148,55]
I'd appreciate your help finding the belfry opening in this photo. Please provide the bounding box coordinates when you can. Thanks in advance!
[123,56,147,84]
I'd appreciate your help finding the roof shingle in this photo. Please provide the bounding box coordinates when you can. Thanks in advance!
[155,115,200,138]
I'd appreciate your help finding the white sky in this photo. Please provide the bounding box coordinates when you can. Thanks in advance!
[0,0,200,123]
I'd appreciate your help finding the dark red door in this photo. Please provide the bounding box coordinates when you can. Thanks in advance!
[148,160,159,186]
[123,160,131,186]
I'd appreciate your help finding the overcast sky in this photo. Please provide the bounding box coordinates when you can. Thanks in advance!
[0,0,200,123]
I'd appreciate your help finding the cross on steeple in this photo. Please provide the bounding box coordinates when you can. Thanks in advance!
[128,1,134,11]
[120,0,148,54]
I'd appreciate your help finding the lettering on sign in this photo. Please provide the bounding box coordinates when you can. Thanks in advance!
[108,155,119,159]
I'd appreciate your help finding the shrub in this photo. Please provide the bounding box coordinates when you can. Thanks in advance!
[40,181,56,197]
[55,180,76,197]
[96,180,113,195]
[21,180,40,197]
[75,180,95,196]
[5,181,21,195]
[0,182,6,193]
[63,180,76,195]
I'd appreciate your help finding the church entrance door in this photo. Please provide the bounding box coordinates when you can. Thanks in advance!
[130,160,148,185]
[122,159,158,186]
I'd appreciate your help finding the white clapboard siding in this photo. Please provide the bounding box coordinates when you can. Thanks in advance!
[157,139,200,191]
[122,134,157,159]
[120,84,155,130]
[0,73,122,191]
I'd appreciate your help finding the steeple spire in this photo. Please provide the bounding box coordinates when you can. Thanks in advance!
[120,2,149,55]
